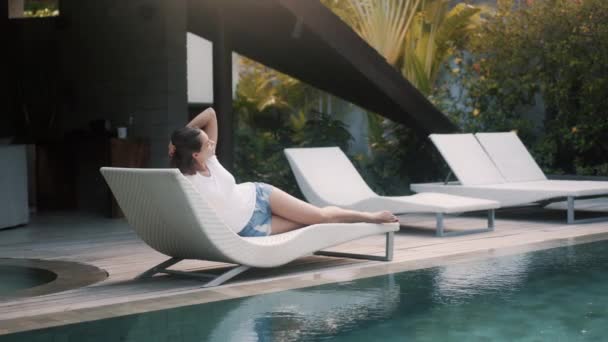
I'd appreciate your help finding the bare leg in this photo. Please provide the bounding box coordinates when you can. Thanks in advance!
[270,215,305,235]
[268,187,397,225]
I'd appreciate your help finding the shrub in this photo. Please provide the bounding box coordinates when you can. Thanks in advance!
[440,0,608,176]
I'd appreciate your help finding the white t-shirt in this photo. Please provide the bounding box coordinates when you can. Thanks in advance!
[186,155,256,234]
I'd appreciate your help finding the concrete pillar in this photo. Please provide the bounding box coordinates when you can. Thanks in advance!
[1,1,10,138]
[162,0,189,167]
[212,8,234,171]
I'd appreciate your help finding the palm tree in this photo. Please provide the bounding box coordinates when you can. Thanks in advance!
[322,0,482,95]
[236,56,327,131]
[323,0,422,65]
[402,1,482,95]
[237,57,294,114]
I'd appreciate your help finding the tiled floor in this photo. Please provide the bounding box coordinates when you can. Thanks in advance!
[1,207,608,335]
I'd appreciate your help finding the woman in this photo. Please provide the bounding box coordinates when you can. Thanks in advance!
[169,107,398,237]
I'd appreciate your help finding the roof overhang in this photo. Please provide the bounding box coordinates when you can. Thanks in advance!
[187,0,458,134]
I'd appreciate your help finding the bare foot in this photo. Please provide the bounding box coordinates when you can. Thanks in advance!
[368,211,398,224]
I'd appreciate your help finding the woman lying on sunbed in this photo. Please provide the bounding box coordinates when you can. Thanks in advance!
[168,107,398,237]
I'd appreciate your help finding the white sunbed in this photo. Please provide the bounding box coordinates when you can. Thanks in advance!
[284,147,499,237]
[100,167,399,287]
[410,132,608,224]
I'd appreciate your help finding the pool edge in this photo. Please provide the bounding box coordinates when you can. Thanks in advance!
[1,231,608,336]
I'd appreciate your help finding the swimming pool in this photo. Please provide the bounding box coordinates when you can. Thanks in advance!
[0,266,56,297]
[0,258,107,300]
[2,239,607,341]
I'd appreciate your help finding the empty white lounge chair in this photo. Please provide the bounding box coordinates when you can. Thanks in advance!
[411,133,608,224]
[100,167,399,287]
[284,147,499,237]
[474,132,546,183]
[476,132,608,223]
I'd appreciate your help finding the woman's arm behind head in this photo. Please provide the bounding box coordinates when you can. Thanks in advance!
[187,107,218,144]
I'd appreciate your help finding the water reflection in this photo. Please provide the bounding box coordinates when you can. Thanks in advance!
[0,274,401,342]
[432,254,531,303]
[208,275,401,341]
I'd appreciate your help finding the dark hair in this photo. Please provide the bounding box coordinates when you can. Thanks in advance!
[170,127,201,175]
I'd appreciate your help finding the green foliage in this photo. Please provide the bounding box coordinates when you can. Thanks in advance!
[293,110,353,151]
[233,58,354,197]
[233,117,298,194]
[233,1,491,194]
[356,113,447,195]
[402,1,483,95]
[318,0,480,191]
[439,0,608,176]
[23,0,59,17]
[321,0,484,96]
[233,56,445,198]
[432,50,536,139]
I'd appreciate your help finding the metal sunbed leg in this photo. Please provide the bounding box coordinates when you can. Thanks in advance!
[136,257,250,287]
[160,265,251,287]
[567,196,575,224]
[136,257,183,279]
[565,196,608,224]
[488,209,496,230]
[202,265,250,288]
[385,231,394,261]
[314,232,394,261]
[436,213,444,236]
[435,210,496,237]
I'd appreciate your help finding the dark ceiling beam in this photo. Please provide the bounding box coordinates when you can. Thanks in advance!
[186,0,458,135]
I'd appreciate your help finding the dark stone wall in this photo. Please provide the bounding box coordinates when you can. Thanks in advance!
[58,0,188,167]
[7,0,188,167]
[6,0,189,213]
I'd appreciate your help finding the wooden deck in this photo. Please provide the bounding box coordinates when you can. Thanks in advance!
[1,207,608,335]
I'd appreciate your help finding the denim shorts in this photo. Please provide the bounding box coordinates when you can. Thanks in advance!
[238,182,273,237]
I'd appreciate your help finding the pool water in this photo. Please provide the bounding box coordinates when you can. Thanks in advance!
[2,239,608,341]
[0,266,57,297]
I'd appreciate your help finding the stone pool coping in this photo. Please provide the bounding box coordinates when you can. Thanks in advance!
[1,231,607,336]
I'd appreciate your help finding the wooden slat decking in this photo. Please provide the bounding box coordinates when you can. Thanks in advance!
[1,208,608,334]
